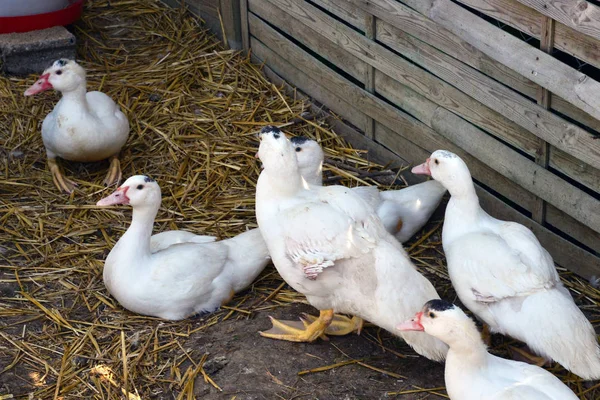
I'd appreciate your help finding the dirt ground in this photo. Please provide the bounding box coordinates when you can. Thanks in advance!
[0,1,598,399]
[0,263,447,400]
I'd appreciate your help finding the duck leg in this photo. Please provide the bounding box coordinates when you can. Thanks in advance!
[260,309,334,342]
[48,158,77,193]
[481,323,492,346]
[303,313,364,336]
[103,155,122,187]
[221,289,236,306]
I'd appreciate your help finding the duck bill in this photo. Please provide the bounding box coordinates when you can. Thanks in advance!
[411,158,431,176]
[396,312,424,332]
[24,73,52,96]
[96,187,130,206]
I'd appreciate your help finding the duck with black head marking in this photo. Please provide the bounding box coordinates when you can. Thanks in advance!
[398,300,579,400]
[254,125,448,361]
[25,59,129,193]
[95,175,270,320]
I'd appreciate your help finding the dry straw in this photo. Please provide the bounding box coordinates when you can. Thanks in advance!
[0,1,598,399]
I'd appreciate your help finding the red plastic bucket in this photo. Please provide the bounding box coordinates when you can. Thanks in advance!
[0,0,84,34]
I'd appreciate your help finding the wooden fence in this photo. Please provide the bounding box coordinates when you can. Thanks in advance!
[174,0,600,279]
[163,0,243,49]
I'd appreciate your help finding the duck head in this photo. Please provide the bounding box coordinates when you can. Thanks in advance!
[257,125,297,171]
[97,175,161,210]
[411,150,473,197]
[24,59,86,96]
[397,299,482,348]
[290,136,324,185]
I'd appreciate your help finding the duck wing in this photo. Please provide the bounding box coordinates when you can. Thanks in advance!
[489,355,578,400]
[150,231,217,253]
[281,185,381,280]
[449,223,558,303]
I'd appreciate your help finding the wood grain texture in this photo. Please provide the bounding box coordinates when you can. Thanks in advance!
[396,0,600,121]
[262,0,552,162]
[260,63,413,174]
[219,0,242,49]
[365,0,600,133]
[546,203,600,252]
[376,20,540,156]
[371,3,600,192]
[249,0,367,80]
[550,147,600,192]
[349,0,600,170]
[516,0,600,42]
[532,16,555,224]
[240,0,250,50]
[250,35,369,131]
[311,0,368,32]
[364,14,376,140]
[455,0,600,69]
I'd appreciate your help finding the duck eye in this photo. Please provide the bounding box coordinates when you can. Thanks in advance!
[295,147,302,152]
[429,312,436,318]
[56,70,62,75]
[434,159,439,165]
[136,185,144,190]
[273,132,280,139]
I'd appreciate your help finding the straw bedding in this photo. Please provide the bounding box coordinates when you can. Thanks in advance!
[0,1,598,398]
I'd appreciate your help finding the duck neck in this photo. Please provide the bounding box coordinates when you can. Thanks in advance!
[300,163,323,187]
[60,84,88,110]
[447,182,479,213]
[445,323,489,369]
[264,165,304,198]
[443,177,481,242]
[122,206,158,255]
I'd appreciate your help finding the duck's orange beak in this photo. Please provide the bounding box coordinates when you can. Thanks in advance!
[396,312,424,332]
[411,158,431,176]
[97,186,130,206]
[24,73,53,96]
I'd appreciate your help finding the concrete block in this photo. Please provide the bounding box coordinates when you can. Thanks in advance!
[0,26,76,76]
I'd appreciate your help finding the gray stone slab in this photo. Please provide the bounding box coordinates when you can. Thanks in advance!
[0,26,76,76]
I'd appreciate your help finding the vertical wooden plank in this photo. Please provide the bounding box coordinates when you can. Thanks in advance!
[532,17,555,224]
[240,0,250,51]
[218,0,242,49]
[364,14,376,140]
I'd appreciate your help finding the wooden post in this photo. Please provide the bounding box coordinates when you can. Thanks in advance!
[364,14,376,139]
[240,0,250,51]
[219,0,243,50]
[533,16,555,224]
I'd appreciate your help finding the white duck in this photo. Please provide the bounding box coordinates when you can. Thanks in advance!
[25,59,129,193]
[254,126,448,361]
[290,136,446,243]
[96,175,270,320]
[412,150,600,380]
[397,300,579,400]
